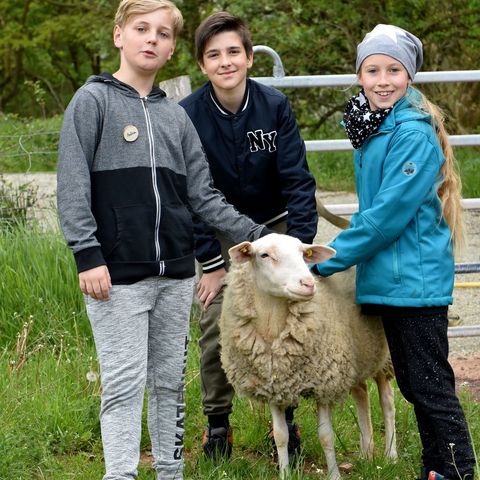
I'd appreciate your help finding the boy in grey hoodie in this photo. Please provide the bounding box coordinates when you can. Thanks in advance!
[57,1,269,479]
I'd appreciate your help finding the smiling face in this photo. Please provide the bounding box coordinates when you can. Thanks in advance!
[200,30,253,98]
[357,54,410,110]
[114,8,176,80]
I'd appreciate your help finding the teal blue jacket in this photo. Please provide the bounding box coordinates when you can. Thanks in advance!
[315,89,454,307]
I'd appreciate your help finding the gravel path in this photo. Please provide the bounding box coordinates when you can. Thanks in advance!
[4,173,479,358]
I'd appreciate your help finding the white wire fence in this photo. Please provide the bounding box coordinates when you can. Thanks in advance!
[0,130,59,169]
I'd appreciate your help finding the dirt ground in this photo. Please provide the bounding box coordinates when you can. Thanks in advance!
[450,355,480,402]
[4,173,480,402]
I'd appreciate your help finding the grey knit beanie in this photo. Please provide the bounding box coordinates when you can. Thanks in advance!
[356,24,423,80]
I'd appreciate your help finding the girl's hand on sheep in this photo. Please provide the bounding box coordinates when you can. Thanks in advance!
[79,265,112,301]
[197,268,227,309]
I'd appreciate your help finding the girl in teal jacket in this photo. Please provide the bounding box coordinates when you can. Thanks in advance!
[312,25,474,480]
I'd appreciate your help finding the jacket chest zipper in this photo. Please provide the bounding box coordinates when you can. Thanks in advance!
[141,97,163,274]
[358,127,387,176]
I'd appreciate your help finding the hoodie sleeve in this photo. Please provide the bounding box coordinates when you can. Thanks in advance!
[57,88,106,273]
[315,129,442,276]
[192,217,226,272]
[179,112,268,244]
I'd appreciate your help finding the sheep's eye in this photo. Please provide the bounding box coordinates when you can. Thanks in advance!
[260,253,269,259]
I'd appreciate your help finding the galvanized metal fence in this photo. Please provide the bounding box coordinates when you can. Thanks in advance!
[251,46,480,339]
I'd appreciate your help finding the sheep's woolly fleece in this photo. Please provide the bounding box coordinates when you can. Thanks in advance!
[220,263,390,408]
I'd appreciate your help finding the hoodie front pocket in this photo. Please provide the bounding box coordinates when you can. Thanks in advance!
[104,204,156,262]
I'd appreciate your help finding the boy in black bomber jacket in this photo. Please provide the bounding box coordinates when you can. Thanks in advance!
[179,11,317,462]
[57,2,270,479]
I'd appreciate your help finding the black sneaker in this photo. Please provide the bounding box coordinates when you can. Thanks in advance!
[202,425,233,461]
[269,422,302,464]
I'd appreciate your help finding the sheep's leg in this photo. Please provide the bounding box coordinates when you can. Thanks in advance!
[351,381,374,459]
[269,403,289,477]
[317,404,341,480]
[374,373,398,461]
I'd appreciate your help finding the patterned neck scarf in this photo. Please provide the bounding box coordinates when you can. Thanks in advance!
[343,90,392,149]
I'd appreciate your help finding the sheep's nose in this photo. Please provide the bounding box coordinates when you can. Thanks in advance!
[300,277,315,293]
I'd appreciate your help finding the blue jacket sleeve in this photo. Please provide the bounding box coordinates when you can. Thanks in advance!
[315,130,442,276]
[276,97,318,243]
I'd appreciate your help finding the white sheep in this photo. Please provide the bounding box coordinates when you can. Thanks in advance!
[219,233,397,479]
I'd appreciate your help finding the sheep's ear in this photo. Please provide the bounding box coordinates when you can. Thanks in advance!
[302,244,336,264]
[229,242,254,264]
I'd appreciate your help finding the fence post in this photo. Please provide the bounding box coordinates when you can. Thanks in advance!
[159,75,192,102]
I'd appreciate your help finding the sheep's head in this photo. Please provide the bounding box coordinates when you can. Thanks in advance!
[228,233,336,301]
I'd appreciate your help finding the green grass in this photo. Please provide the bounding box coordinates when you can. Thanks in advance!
[1,221,479,479]
[307,150,355,192]
[0,114,62,173]
[0,225,89,346]
[456,148,480,198]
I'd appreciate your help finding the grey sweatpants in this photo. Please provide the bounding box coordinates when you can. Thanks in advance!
[86,275,195,480]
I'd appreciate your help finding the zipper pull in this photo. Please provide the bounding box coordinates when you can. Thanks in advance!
[359,148,363,168]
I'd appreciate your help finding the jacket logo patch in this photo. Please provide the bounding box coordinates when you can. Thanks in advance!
[123,125,139,142]
[402,161,417,176]
[247,129,277,153]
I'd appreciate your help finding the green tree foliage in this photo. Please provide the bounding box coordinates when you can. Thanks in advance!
[219,0,480,134]
[0,1,117,115]
[0,0,479,132]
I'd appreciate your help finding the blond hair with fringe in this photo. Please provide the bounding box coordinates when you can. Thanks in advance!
[413,90,465,251]
[114,0,183,37]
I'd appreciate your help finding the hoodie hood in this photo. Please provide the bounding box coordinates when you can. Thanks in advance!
[85,72,167,99]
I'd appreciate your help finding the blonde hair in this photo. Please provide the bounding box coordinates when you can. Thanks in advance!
[415,90,464,250]
[114,0,183,37]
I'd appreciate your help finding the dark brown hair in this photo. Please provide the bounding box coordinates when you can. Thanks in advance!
[195,11,253,65]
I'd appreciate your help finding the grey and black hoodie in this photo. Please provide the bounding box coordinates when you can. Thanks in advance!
[57,74,267,284]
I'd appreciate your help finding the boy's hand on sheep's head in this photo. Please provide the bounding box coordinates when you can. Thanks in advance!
[197,268,227,309]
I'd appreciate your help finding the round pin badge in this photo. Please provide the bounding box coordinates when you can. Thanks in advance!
[123,125,139,142]
[402,160,417,176]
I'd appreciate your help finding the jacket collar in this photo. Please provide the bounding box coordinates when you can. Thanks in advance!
[208,78,250,116]
[379,87,430,132]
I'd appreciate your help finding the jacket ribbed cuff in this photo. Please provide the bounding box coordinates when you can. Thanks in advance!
[74,246,106,273]
[201,254,226,273]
